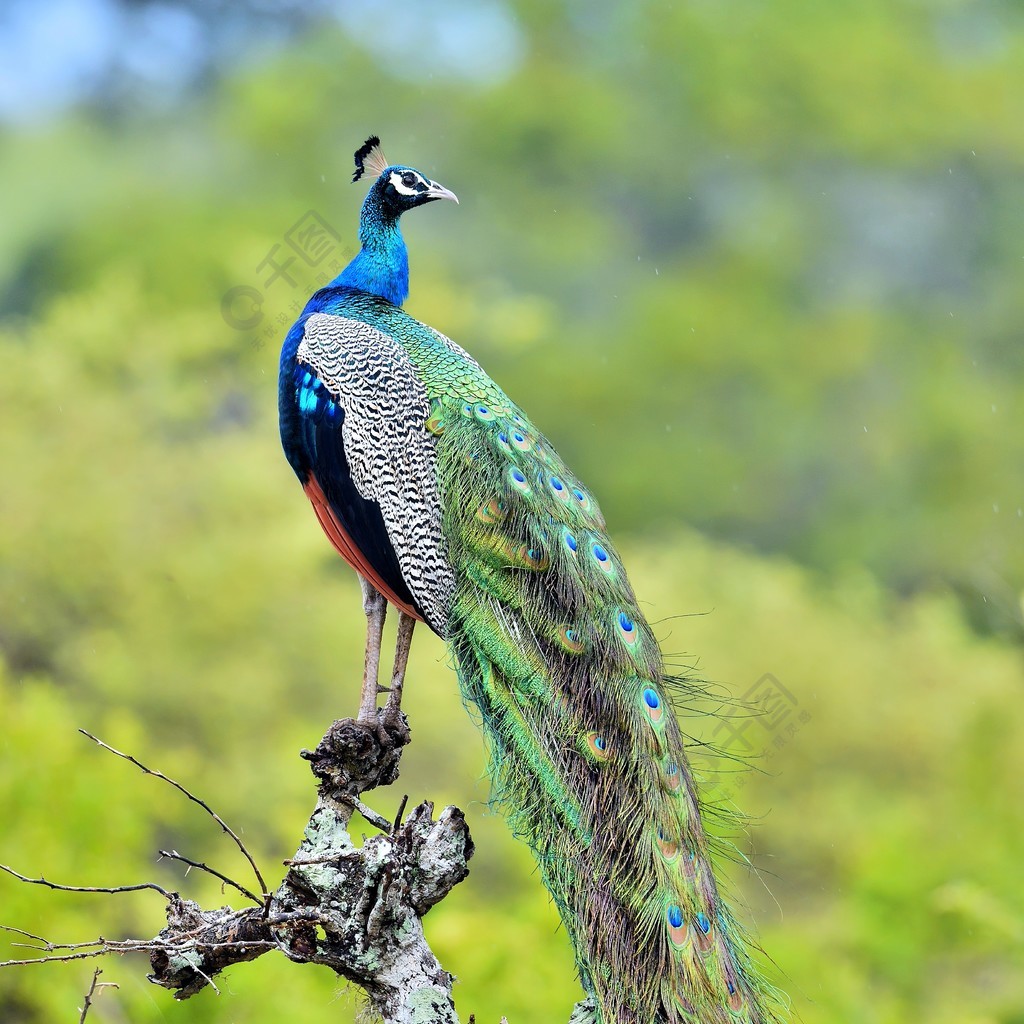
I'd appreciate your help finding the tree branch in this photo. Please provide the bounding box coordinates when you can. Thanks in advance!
[78,729,269,899]
[0,864,172,899]
[157,849,261,905]
[79,968,118,1023]
[2,711,483,1022]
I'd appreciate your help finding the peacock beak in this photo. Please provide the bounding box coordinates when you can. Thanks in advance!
[425,180,459,204]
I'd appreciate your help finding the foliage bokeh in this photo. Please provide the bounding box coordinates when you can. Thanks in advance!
[1,2,1022,1022]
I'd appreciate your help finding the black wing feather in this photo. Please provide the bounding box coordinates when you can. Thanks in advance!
[291,360,421,614]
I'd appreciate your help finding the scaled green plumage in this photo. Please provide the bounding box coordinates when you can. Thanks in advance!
[426,378,783,1023]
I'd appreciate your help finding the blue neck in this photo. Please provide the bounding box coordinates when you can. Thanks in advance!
[334,192,409,307]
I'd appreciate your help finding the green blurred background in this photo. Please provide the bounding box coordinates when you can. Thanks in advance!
[2,1,1023,1021]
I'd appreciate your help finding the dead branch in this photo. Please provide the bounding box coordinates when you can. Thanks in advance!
[0,864,172,899]
[1,711,483,1023]
[142,713,476,1022]
[157,849,261,904]
[78,729,269,898]
[0,697,604,1022]
[79,968,117,1023]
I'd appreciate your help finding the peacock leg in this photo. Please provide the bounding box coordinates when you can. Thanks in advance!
[382,612,416,726]
[357,575,387,723]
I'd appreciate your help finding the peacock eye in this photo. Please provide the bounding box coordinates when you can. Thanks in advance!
[401,172,417,187]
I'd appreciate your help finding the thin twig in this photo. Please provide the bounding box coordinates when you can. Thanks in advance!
[1,935,278,970]
[266,909,333,927]
[79,967,100,1023]
[79,730,268,898]
[350,798,393,834]
[3,950,110,968]
[157,850,261,905]
[3,945,138,969]
[189,962,221,996]
[3,934,162,956]
[79,968,117,1023]
[0,924,52,948]
[393,794,409,831]
[0,864,172,899]
[282,853,347,867]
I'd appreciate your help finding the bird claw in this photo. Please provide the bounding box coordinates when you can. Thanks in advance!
[305,712,411,801]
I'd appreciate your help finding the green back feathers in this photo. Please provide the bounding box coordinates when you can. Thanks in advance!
[426,389,783,1023]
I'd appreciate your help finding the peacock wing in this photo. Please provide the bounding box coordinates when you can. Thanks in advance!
[290,312,455,634]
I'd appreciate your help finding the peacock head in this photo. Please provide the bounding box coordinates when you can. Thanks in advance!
[352,136,458,217]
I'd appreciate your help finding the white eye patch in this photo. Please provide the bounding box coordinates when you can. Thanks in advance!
[389,170,427,196]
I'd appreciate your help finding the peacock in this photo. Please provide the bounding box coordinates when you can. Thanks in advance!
[278,137,782,1024]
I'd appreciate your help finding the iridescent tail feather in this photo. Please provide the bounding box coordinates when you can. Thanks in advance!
[434,392,785,1023]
